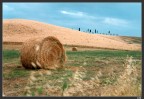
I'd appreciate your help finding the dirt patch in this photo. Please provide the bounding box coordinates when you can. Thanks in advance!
[3,77,28,96]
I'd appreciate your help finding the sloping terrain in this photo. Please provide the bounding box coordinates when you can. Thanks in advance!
[3,19,141,51]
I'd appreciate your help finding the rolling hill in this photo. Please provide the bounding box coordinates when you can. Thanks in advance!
[3,19,141,51]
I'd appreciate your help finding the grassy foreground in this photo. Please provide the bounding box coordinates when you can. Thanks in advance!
[2,49,142,96]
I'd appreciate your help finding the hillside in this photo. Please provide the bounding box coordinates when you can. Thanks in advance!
[3,19,141,51]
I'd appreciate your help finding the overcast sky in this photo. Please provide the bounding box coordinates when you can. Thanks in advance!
[3,3,141,37]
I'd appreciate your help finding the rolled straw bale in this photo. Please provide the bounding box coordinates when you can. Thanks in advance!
[20,36,66,70]
[72,47,77,51]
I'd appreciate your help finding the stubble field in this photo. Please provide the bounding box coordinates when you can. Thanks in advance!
[2,44,142,96]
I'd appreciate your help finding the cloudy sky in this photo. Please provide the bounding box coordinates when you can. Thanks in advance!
[3,3,141,37]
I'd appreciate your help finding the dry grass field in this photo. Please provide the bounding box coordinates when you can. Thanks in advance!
[3,19,141,51]
[2,19,142,96]
[3,44,142,96]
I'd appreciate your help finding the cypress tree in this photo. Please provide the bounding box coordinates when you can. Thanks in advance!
[79,28,80,31]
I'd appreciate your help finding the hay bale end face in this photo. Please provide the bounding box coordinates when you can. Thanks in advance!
[72,47,77,51]
[20,36,66,70]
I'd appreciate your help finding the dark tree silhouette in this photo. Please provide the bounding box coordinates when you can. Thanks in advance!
[79,28,80,31]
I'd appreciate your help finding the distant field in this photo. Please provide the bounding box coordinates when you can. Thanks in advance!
[3,48,142,96]
[3,19,141,51]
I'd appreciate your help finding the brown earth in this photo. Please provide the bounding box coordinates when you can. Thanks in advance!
[3,19,141,51]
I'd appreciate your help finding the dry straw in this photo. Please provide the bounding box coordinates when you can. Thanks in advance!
[20,36,66,70]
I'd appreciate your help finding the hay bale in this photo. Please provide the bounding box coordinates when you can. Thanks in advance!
[20,36,66,70]
[72,47,77,51]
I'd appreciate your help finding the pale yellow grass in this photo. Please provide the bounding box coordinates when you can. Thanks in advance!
[101,56,141,96]
[3,19,141,51]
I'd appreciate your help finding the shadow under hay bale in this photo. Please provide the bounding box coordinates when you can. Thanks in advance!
[72,47,77,51]
[20,36,66,70]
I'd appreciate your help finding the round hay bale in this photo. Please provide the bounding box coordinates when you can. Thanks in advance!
[72,47,77,51]
[20,36,66,70]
